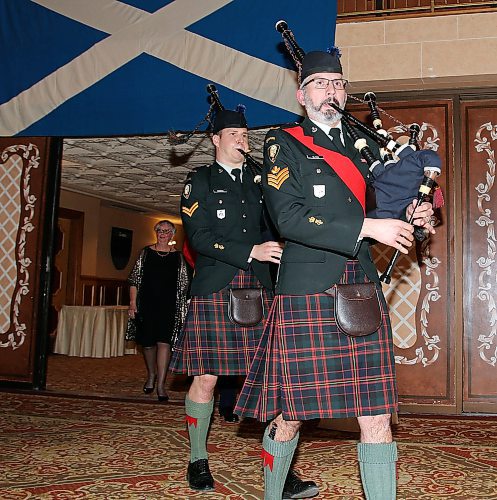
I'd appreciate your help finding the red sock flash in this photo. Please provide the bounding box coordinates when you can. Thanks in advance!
[260,449,274,471]
[185,415,198,428]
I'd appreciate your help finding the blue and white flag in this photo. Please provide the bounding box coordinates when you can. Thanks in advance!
[0,0,337,137]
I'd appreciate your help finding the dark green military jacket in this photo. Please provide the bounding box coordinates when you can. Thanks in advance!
[262,118,380,295]
[181,161,273,296]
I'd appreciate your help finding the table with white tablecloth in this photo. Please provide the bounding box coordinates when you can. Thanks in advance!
[54,305,137,358]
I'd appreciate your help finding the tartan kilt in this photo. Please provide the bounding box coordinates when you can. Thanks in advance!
[235,260,398,422]
[170,268,273,376]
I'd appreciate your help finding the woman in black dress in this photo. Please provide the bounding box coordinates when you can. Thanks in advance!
[126,220,190,401]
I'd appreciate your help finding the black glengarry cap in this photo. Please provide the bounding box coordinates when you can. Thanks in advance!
[212,109,248,134]
[300,49,343,85]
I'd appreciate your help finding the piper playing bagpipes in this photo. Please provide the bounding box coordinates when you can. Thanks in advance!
[169,94,319,498]
[234,22,441,500]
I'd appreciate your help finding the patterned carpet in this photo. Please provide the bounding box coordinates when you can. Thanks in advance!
[1,390,496,499]
[45,353,192,403]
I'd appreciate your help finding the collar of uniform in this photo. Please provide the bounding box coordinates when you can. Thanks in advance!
[216,160,243,182]
[309,118,344,146]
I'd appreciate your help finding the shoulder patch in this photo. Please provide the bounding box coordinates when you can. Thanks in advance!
[183,183,192,199]
[267,144,280,163]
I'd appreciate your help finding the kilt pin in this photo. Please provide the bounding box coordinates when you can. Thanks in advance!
[170,268,273,375]
[234,260,397,421]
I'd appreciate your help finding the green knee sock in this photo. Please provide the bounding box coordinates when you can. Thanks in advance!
[262,425,299,500]
[185,396,214,463]
[358,442,398,500]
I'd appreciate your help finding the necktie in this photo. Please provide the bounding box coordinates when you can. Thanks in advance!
[232,168,242,183]
[329,128,345,153]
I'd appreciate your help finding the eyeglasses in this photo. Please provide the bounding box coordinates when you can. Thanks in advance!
[156,228,173,234]
[303,78,348,90]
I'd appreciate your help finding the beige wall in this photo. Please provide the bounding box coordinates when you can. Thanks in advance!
[59,189,183,280]
[336,11,497,93]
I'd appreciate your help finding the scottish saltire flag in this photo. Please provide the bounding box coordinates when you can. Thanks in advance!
[0,0,337,137]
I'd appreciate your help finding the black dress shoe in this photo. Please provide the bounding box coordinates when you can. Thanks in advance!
[157,394,169,402]
[142,376,156,394]
[219,411,239,423]
[282,469,319,499]
[187,459,214,491]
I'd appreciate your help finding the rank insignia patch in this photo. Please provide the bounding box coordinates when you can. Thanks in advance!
[267,167,289,190]
[267,144,280,163]
[181,201,199,217]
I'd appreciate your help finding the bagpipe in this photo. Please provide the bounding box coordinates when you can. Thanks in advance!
[275,20,444,283]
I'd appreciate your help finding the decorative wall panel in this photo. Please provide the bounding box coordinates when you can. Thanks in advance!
[463,101,497,412]
[352,99,454,409]
[0,137,60,384]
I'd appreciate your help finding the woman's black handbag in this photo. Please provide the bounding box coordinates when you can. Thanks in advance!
[228,288,264,327]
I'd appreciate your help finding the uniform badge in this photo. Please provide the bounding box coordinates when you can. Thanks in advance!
[309,216,324,225]
[311,126,318,133]
[313,185,326,198]
[267,144,280,163]
[217,209,226,219]
[267,166,289,190]
[181,201,199,217]
[183,183,192,199]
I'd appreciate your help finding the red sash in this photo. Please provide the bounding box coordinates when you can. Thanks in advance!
[285,127,366,213]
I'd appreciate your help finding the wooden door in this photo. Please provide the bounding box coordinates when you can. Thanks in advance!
[0,137,61,386]
[461,100,497,413]
[48,210,84,350]
[350,98,456,413]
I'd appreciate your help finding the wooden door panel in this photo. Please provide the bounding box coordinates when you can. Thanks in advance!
[462,101,497,412]
[0,137,61,384]
[351,99,455,410]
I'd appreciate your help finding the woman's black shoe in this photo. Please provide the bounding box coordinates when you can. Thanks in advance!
[142,376,156,394]
[157,394,169,402]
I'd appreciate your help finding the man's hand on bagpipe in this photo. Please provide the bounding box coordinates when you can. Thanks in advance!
[406,200,435,235]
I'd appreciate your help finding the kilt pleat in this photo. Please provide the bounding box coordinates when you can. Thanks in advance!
[170,268,273,376]
[235,260,398,421]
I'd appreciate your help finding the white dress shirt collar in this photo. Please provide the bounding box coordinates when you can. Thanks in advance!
[217,161,243,181]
